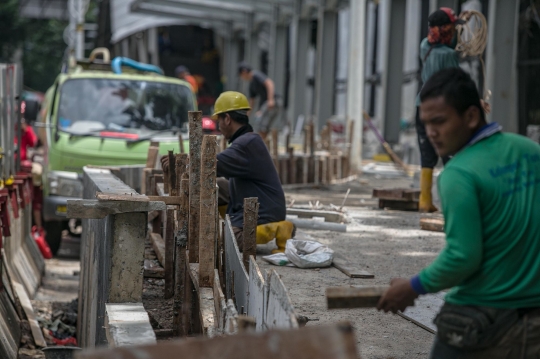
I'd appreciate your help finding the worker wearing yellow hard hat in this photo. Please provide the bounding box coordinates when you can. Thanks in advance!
[212,91,295,253]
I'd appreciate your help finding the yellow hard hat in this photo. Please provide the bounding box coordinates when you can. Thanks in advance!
[211,91,251,120]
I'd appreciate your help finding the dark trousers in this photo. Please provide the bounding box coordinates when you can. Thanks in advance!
[416,107,450,168]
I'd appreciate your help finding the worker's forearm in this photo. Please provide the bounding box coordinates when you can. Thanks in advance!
[265,79,275,102]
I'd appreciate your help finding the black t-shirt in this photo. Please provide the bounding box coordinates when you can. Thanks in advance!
[249,70,277,108]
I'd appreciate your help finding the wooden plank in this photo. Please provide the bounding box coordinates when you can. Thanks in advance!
[331,253,374,279]
[420,217,444,232]
[175,154,189,193]
[178,133,185,154]
[189,111,203,263]
[144,264,164,279]
[182,251,194,336]
[78,322,359,359]
[96,192,183,206]
[326,286,389,309]
[150,233,165,267]
[271,129,278,158]
[199,135,218,287]
[372,188,420,202]
[12,281,46,347]
[164,208,175,299]
[378,199,419,211]
[146,146,159,169]
[242,198,259,271]
[174,178,189,336]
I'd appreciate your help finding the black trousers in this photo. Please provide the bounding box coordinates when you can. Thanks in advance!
[415,107,450,168]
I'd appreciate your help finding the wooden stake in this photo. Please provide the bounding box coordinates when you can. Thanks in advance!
[220,136,227,152]
[146,146,159,169]
[199,135,218,287]
[168,151,177,196]
[174,178,189,336]
[189,111,202,263]
[175,154,189,194]
[164,208,175,299]
[242,198,259,270]
[178,133,185,154]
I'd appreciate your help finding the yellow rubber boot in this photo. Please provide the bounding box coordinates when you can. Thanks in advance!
[274,221,295,254]
[256,221,296,254]
[419,168,438,213]
[218,205,228,219]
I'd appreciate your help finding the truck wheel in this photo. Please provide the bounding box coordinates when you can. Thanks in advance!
[43,221,64,256]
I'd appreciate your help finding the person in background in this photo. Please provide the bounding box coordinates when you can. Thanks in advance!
[237,62,282,140]
[175,65,198,94]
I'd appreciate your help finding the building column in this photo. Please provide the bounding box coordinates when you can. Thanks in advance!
[380,0,406,145]
[314,2,338,131]
[346,0,367,171]
[269,5,288,101]
[289,17,310,132]
[485,0,519,133]
[147,28,159,66]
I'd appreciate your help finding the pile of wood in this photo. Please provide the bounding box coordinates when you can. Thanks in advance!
[372,188,420,211]
[266,121,353,185]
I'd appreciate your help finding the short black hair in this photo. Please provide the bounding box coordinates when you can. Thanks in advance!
[420,67,485,122]
[218,110,249,125]
[237,61,252,75]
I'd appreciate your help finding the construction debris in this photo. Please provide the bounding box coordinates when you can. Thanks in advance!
[372,188,420,211]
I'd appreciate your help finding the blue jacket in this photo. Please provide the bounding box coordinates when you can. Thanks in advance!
[217,129,286,228]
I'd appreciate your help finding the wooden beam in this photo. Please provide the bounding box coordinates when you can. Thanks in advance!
[189,111,203,263]
[199,135,218,287]
[150,233,166,267]
[77,322,358,359]
[164,208,176,299]
[178,133,185,154]
[326,286,388,309]
[175,154,189,193]
[174,178,189,336]
[95,192,183,206]
[420,217,444,232]
[242,198,259,271]
[271,129,278,158]
[331,254,374,279]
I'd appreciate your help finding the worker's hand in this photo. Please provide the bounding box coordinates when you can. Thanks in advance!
[160,155,169,172]
[267,98,275,109]
[480,100,491,115]
[377,278,418,314]
[256,111,262,118]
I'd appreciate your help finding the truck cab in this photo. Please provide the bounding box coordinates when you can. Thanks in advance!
[37,52,195,254]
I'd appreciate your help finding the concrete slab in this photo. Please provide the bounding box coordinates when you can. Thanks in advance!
[105,303,157,347]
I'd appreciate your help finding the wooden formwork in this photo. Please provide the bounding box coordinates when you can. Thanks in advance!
[142,111,300,339]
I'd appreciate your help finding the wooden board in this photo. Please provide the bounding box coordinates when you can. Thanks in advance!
[213,270,227,331]
[378,199,419,211]
[326,286,389,309]
[420,217,444,232]
[12,281,46,347]
[78,322,359,359]
[96,192,182,206]
[150,233,166,267]
[372,188,420,201]
[332,253,374,279]
[189,111,203,263]
[164,209,175,299]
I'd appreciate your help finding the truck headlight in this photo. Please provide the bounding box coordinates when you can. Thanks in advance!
[47,171,83,198]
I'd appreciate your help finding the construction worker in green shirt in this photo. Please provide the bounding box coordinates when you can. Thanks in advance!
[378,68,540,358]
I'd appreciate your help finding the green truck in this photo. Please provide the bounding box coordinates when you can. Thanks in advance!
[37,52,195,254]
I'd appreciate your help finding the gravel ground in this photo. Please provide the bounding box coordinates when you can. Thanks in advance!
[256,174,446,359]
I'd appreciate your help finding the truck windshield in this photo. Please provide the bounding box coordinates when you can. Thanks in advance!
[57,78,195,133]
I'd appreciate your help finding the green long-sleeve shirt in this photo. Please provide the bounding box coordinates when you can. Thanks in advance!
[419,132,540,308]
[416,38,460,106]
